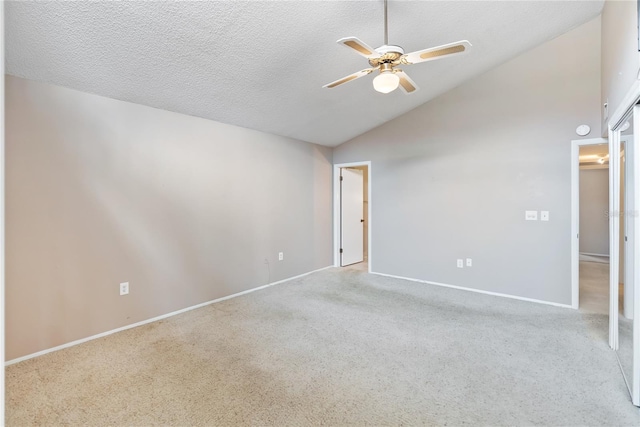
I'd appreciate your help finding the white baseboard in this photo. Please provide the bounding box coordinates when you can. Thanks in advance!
[5,265,334,366]
[579,252,610,257]
[371,271,574,309]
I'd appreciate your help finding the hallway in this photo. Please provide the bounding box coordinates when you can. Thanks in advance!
[579,257,609,315]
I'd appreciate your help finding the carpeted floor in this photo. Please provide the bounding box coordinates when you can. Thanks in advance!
[6,268,640,425]
[578,259,635,398]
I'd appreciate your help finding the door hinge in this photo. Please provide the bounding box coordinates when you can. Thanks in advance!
[340,248,343,254]
[340,176,343,181]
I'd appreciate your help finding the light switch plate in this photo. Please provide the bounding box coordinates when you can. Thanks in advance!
[541,211,549,221]
[525,211,538,221]
[466,258,472,267]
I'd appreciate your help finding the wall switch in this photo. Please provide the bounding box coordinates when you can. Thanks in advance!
[457,259,464,268]
[541,211,549,221]
[525,210,538,221]
[278,252,284,261]
[466,258,472,267]
[120,282,129,296]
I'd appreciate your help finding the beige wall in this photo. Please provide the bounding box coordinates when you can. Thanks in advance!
[5,75,333,360]
[333,17,601,305]
[601,0,639,128]
[579,168,610,255]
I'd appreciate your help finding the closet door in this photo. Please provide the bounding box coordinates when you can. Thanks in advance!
[631,105,640,405]
[614,105,640,406]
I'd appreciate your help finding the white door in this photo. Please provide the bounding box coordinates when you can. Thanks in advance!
[632,106,640,405]
[624,137,635,320]
[341,168,364,266]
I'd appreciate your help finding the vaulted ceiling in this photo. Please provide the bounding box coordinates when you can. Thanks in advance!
[6,1,604,147]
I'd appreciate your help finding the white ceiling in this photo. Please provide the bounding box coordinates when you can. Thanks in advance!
[6,1,604,147]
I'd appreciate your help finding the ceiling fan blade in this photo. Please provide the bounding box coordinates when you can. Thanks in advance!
[323,68,376,89]
[395,70,419,94]
[337,37,381,59]
[403,40,471,65]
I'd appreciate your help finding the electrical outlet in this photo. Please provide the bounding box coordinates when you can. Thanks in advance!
[457,259,464,268]
[278,252,284,261]
[525,210,538,221]
[120,282,129,296]
[466,258,472,267]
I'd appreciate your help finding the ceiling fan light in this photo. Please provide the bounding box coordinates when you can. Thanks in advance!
[373,71,400,93]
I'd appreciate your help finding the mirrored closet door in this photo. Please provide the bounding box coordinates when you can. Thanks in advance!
[612,104,640,406]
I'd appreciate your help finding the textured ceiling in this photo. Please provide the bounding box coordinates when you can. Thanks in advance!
[6,1,604,147]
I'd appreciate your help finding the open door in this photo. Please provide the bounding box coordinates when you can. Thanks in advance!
[340,168,364,266]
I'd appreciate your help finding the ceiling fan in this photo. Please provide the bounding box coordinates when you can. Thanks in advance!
[323,0,472,94]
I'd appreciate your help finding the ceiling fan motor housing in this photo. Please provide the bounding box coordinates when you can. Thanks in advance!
[369,45,405,67]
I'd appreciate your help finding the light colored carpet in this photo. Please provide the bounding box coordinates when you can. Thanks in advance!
[619,314,634,393]
[6,268,640,426]
[579,260,635,394]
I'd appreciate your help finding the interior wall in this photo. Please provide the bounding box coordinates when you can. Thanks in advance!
[579,168,610,255]
[5,75,333,360]
[601,0,639,128]
[333,17,601,305]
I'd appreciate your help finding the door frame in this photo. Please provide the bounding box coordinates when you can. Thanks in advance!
[571,137,609,310]
[333,161,372,272]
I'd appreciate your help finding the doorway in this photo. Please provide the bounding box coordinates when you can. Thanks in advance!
[333,162,371,272]
[572,138,610,312]
[574,140,611,315]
